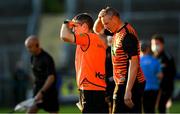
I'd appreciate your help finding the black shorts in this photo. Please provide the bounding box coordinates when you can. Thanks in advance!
[79,90,108,113]
[34,88,59,112]
[143,90,158,113]
[113,81,145,113]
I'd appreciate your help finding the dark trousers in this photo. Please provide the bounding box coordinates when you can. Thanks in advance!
[158,90,172,113]
[33,87,59,112]
[143,90,158,113]
[105,94,114,114]
[105,82,115,114]
[112,82,145,113]
[79,90,108,113]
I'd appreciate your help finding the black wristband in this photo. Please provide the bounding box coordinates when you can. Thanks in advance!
[64,20,70,24]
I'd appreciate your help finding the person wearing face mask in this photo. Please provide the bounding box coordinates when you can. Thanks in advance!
[151,34,176,113]
[140,41,163,113]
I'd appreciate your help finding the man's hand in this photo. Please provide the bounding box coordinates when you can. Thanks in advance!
[98,9,106,18]
[35,92,43,103]
[124,56,138,109]
[64,20,78,29]
[124,90,134,108]
[93,9,106,34]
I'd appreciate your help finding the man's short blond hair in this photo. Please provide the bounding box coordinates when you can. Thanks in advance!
[104,7,120,18]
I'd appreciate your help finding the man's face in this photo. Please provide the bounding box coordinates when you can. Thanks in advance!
[101,14,117,33]
[25,43,38,55]
[72,19,88,34]
[151,39,164,54]
[73,23,84,34]
[101,14,113,32]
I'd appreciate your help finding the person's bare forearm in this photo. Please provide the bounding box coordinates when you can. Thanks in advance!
[126,56,139,92]
[157,72,163,80]
[93,18,104,34]
[94,18,111,47]
[99,34,108,48]
[60,23,75,42]
[34,75,55,102]
[40,75,55,93]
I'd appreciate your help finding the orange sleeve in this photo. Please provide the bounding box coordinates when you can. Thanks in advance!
[74,33,89,46]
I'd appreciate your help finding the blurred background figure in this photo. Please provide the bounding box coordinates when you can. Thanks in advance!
[140,41,163,113]
[151,34,176,113]
[67,78,74,95]
[104,29,115,114]
[13,60,30,106]
[25,35,59,113]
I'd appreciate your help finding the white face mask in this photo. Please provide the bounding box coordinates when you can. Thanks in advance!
[151,45,160,53]
[107,36,112,46]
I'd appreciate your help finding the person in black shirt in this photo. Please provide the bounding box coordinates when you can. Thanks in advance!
[104,29,115,114]
[151,34,176,113]
[25,35,59,113]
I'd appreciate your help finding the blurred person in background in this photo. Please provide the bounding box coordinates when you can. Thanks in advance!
[94,7,145,113]
[13,60,30,105]
[151,34,176,113]
[25,35,59,113]
[104,29,115,114]
[60,13,108,113]
[67,78,74,95]
[140,41,163,113]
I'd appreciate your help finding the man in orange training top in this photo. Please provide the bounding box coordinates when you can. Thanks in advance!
[60,13,108,113]
[93,7,146,113]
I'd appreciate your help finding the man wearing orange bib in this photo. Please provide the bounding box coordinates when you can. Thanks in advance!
[60,13,108,113]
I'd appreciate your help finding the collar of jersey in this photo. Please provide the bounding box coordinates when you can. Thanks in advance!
[116,22,128,33]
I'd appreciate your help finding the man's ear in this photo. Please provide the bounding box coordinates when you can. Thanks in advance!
[82,23,89,31]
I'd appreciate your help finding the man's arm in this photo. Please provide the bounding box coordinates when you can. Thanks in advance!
[35,75,55,103]
[124,56,138,108]
[60,22,89,47]
[93,17,112,46]
[93,9,106,34]
[93,18,104,34]
[60,23,75,43]
[40,75,55,93]
[157,72,163,80]
[122,34,139,108]
[98,34,108,48]
[157,61,163,80]
[35,57,56,103]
